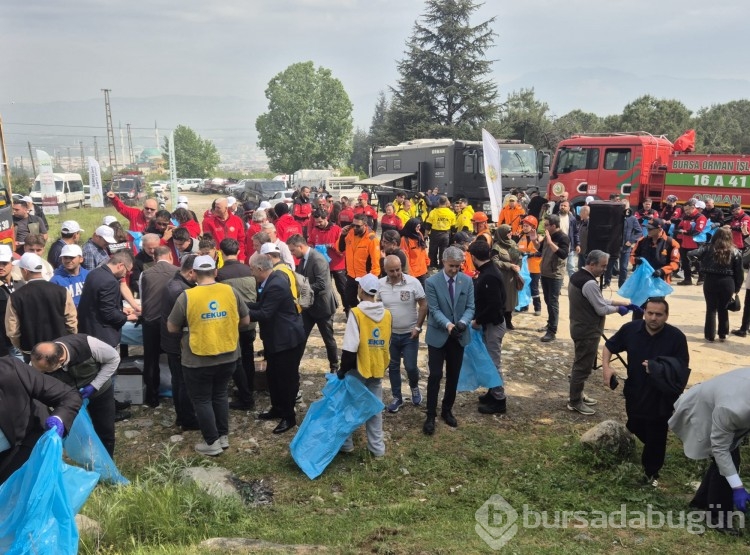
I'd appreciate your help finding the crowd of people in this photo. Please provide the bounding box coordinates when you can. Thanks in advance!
[1,186,749,534]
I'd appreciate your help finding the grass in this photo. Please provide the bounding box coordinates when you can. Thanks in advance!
[77,417,750,554]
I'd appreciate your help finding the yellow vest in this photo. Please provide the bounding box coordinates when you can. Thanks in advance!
[426,207,456,231]
[185,283,239,356]
[273,262,301,312]
[351,307,392,378]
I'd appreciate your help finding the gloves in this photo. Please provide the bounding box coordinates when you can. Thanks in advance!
[616,306,629,316]
[733,487,750,511]
[45,415,64,438]
[652,269,665,278]
[627,303,644,314]
[336,367,349,380]
[79,385,96,399]
[450,321,467,339]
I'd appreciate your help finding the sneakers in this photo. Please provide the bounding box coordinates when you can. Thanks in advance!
[218,435,229,449]
[411,387,422,406]
[387,397,403,413]
[540,331,556,343]
[731,329,747,338]
[567,401,596,415]
[533,310,542,316]
[582,394,598,406]
[195,440,222,456]
[677,280,693,286]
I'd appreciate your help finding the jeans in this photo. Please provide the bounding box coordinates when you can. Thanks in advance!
[341,370,385,456]
[426,338,464,417]
[566,251,577,277]
[387,332,420,399]
[182,361,235,445]
[168,353,198,428]
[302,312,338,369]
[604,247,632,288]
[483,321,506,399]
[540,276,563,334]
[568,336,601,404]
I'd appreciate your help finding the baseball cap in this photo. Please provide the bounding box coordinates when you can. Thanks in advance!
[731,203,742,211]
[22,196,33,205]
[585,195,595,205]
[60,244,83,258]
[61,220,83,234]
[95,225,117,244]
[227,196,237,207]
[666,195,678,203]
[507,195,518,202]
[14,252,44,272]
[452,231,473,244]
[102,215,118,226]
[694,200,706,210]
[192,255,216,270]
[176,202,188,210]
[684,198,697,207]
[0,245,12,263]
[259,243,281,255]
[258,201,271,210]
[647,218,665,230]
[356,274,380,295]
[177,195,188,204]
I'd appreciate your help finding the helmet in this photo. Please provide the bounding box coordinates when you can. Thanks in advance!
[521,215,538,228]
[471,212,488,223]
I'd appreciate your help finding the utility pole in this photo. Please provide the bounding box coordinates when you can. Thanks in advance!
[102,89,117,172]
[80,141,85,170]
[119,123,126,168]
[93,136,99,162]
[0,114,13,196]
[67,147,72,171]
[127,123,134,165]
[155,120,160,150]
[27,141,36,175]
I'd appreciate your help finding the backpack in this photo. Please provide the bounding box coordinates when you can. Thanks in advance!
[294,271,315,309]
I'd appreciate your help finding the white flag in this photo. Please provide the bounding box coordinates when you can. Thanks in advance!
[481,129,502,223]
[88,157,104,208]
[36,150,59,215]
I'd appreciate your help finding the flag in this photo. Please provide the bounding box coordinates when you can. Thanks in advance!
[482,129,502,222]
[87,157,104,208]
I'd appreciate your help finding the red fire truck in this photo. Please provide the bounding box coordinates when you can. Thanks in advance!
[547,132,750,210]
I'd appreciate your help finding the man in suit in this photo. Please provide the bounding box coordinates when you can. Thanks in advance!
[286,234,339,373]
[669,367,750,532]
[0,356,82,484]
[77,250,138,348]
[247,253,306,434]
[423,246,475,435]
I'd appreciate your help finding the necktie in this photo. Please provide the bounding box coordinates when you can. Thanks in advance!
[448,277,455,304]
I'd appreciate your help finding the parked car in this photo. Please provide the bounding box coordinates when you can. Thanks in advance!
[237,179,287,209]
[268,189,295,207]
[177,178,203,192]
[110,174,146,206]
[149,181,168,194]
[201,177,228,195]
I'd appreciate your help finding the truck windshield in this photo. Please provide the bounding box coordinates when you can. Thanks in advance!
[501,149,537,173]
[113,179,139,191]
[553,147,599,174]
[260,182,286,194]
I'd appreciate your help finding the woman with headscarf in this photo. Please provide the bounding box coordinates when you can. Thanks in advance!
[491,224,523,330]
[400,218,429,286]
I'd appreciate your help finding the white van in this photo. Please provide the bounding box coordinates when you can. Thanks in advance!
[31,173,86,209]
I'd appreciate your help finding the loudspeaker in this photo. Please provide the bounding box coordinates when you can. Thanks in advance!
[587,201,625,258]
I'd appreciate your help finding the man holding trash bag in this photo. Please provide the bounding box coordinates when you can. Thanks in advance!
[631,218,681,284]
[30,334,120,457]
[0,357,82,484]
[336,273,391,457]
[467,241,508,415]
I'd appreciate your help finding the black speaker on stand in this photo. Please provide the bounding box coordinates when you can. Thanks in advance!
[587,201,625,259]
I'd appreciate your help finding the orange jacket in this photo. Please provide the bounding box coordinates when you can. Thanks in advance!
[341,228,381,278]
[498,205,526,236]
[400,237,429,278]
[517,233,541,274]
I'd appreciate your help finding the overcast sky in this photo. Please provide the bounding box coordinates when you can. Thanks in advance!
[2,0,748,133]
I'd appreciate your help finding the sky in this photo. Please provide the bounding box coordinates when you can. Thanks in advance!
[1,0,748,154]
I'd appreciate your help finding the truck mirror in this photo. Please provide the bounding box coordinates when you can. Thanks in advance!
[542,153,551,172]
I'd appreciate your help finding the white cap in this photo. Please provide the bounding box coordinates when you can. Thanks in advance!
[694,200,706,210]
[61,220,83,234]
[22,196,33,205]
[356,274,380,295]
[260,243,281,255]
[176,202,188,210]
[60,244,83,258]
[585,196,595,205]
[258,201,271,210]
[192,255,216,270]
[95,225,117,244]
[227,196,237,207]
[102,215,118,226]
[0,245,12,263]
[14,252,44,272]
[177,195,188,204]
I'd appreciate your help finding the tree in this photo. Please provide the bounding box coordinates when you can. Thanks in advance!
[695,100,750,153]
[256,61,353,174]
[549,109,605,149]
[162,125,220,178]
[618,95,692,141]
[387,0,498,142]
[496,88,554,148]
[369,92,393,148]
[349,128,371,174]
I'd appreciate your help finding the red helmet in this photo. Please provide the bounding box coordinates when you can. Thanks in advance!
[471,212,488,223]
[521,215,538,228]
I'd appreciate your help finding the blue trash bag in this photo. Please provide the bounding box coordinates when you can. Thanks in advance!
[290,373,384,480]
[617,259,674,307]
[127,230,143,252]
[514,255,531,311]
[692,227,710,244]
[314,244,332,263]
[457,328,502,392]
[64,400,129,485]
[0,429,99,554]
[667,223,676,238]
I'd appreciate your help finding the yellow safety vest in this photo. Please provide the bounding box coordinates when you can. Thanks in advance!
[351,307,392,379]
[273,262,301,312]
[185,283,239,356]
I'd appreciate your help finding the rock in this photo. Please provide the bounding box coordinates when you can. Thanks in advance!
[399,467,410,476]
[310,495,324,503]
[181,467,242,502]
[124,430,140,439]
[169,434,183,443]
[246,438,260,449]
[574,533,593,542]
[200,537,328,552]
[302,380,314,386]
[580,420,635,458]
[76,514,101,537]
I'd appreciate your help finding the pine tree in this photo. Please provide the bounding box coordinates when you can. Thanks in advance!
[387,0,498,142]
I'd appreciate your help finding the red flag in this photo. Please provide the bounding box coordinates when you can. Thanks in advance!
[673,129,696,153]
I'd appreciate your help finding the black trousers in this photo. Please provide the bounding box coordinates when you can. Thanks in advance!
[426,337,465,417]
[345,276,360,313]
[331,270,348,314]
[232,329,256,405]
[0,443,34,485]
[302,312,338,369]
[266,343,304,422]
[142,319,163,406]
[679,246,695,282]
[626,416,669,478]
[168,353,198,428]
[88,385,116,457]
[703,274,735,341]
[691,448,741,529]
[428,230,450,269]
[739,289,750,332]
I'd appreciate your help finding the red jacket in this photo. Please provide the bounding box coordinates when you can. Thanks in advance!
[275,214,303,242]
[729,213,750,249]
[308,223,345,271]
[202,213,246,261]
[180,219,201,239]
[111,196,149,232]
[338,207,354,226]
[245,222,263,259]
[676,212,707,250]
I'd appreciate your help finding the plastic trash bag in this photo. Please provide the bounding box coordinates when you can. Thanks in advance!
[457,328,502,391]
[617,259,674,307]
[290,373,384,480]
[314,244,332,263]
[64,400,129,485]
[692,227,710,244]
[0,429,99,554]
[515,255,531,311]
[127,230,143,252]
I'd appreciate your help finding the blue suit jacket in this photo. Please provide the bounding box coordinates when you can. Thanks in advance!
[425,271,475,348]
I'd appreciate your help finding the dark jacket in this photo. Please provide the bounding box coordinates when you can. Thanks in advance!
[140,261,177,322]
[473,260,506,326]
[160,272,194,354]
[247,271,305,354]
[540,230,570,279]
[0,280,23,356]
[9,280,71,352]
[688,245,744,292]
[297,248,336,320]
[78,264,127,347]
[216,259,257,332]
